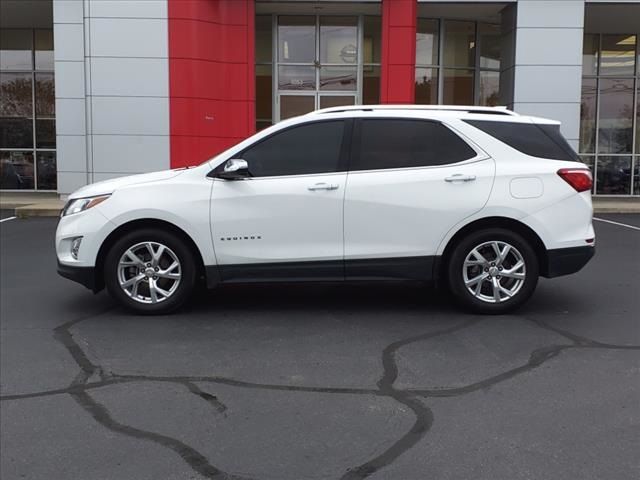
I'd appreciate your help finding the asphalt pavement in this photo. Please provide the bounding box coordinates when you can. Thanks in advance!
[1,214,638,480]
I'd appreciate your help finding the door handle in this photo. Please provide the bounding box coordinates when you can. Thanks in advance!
[444,174,476,183]
[308,183,339,191]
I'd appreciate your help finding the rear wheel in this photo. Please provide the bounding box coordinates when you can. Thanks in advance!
[104,229,196,314]
[447,228,539,314]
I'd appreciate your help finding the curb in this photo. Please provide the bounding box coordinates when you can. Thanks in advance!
[12,204,64,218]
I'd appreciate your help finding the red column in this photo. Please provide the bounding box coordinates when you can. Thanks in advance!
[380,0,417,104]
[168,0,255,168]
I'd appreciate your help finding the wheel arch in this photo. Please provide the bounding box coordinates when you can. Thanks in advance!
[436,216,548,283]
[94,218,206,292]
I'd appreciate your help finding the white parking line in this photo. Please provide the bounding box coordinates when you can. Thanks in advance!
[0,216,17,223]
[593,217,640,231]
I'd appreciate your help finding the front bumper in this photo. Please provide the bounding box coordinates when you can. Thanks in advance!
[543,245,595,278]
[57,261,97,291]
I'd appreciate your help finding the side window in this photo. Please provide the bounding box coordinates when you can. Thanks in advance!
[241,120,345,177]
[463,120,580,162]
[352,119,476,171]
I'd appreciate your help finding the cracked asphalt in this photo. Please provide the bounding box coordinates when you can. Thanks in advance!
[1,214,639,480]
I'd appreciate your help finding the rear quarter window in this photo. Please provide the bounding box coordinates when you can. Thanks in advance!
[463,120,579,162]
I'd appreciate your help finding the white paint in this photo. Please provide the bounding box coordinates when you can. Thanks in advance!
[510,177,543,199]
[0,217,17,223]
[56,107,595,275]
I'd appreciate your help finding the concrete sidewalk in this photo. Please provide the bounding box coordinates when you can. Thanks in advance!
[0,193,64,218]
[1,192,639,218]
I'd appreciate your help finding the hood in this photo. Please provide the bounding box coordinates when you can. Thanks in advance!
[69,169,185,199]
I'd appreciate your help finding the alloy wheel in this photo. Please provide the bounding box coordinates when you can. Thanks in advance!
[462,240,526,304]
[117,241,182,304]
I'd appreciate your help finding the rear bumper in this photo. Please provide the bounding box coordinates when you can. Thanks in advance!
[57,261,97,291]
[543,245,595,278]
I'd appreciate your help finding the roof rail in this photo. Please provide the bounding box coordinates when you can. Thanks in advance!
[311,104,518,116]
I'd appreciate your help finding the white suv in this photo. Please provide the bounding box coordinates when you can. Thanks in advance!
[56,105,595,315]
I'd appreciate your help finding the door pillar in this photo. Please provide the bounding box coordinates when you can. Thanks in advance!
[380,0,417,104]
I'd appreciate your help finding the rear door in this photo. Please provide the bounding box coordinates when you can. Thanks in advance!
[344,117,495,280]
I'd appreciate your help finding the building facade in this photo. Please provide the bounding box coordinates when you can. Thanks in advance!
[0,0,639,195]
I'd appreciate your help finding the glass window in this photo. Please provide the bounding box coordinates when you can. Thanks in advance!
[0,29,32,71]
[416,19,439,66]
[241,120,344,177]
[320,17,357,65]
[319,96,355,109]
[415,67,438,105]
[599,35,636,76]
[0,151,34,189]
[256,64,273,127]
[35,30,54,71]
[35,73,55,148]
[443,69,474,105]
[353,119,476,171]
[320,66,356,91]
[36,119,55,149]
[579,77,597,153]
[479,70,499,106]
[464,120,580,162]
[256,16,273,64]
[279,95,315,120]
[278,65,315,90]
[596,156,632,194]
[597,78,634,154]
[443,21,475,68]
[363,66,380,104]
[35,73,55,117]
[363,16,381,64]
[478,23,501,70]
[1,29,56,191]
[0,72,34,148]
[36,151,56,190]
[582,34,599,76]
[278,16,315,63]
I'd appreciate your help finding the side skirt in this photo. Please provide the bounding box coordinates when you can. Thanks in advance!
[205,256,437,288]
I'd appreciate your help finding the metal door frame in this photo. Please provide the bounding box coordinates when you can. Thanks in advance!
[273,14,363,122]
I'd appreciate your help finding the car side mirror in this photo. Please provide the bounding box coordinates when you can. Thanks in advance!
[216,158,250,180]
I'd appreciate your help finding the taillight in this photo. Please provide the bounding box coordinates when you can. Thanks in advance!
[557,168,592,192]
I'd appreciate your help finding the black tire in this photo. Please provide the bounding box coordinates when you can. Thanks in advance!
[447,228,539,314]
[104,228,197,314]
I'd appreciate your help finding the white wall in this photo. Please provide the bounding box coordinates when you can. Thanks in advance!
[510,0,585,151]
[53,0,170,194]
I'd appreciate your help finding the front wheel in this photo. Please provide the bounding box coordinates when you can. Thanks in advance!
[104,229,197,314]
[447,228,539,314]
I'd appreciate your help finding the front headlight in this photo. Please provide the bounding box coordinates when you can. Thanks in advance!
[61,194,110,217]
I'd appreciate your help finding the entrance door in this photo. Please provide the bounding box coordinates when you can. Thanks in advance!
[276,16,360,121]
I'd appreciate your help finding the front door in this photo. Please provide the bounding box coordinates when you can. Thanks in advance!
[211,119,350,282]
[276,16,359,120]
